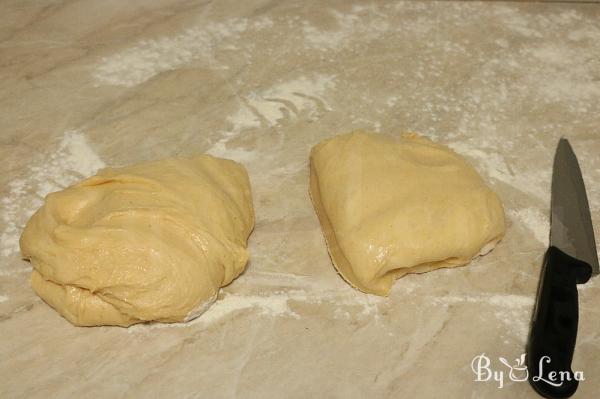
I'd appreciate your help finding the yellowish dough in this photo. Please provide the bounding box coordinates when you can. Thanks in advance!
[309,131,505,296]
[20,155,254,327]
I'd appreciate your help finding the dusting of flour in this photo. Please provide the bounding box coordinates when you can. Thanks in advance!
[228,74,335,128]
[93,17,272,87]
[0,131,105,260]
[200,292,304,324]
[207,74,335,162]
[434,293,534,339]
[129,276,384,333]
[446,140,551,201]
[302,6,390,50]
[509,208,549,244]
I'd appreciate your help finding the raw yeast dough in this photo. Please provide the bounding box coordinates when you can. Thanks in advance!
[309,131,505,296]
[20,155,254,326]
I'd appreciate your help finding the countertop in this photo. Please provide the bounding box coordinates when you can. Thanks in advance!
[1,1,599,398]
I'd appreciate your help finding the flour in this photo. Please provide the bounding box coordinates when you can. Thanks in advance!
[494,307,533,341]
[492,5,543,38]
[434,293,534,338]
[129,280,384,332]
[198,286,381,326]
[447,141,515,185]
[0,294,8,303]
[207,74,335,162]
[447,141,551,244]
[568,25,600,41]
[386,96,399,107]
[226,105,262,133]
[447,140,551,201]
[93,17,272,87]
[206,133,257,164]
[509,208,549,244]
[522,44,600,103]
[231,74,335,128]
[435,293,534,307]
[0,131,104,259]
[200,292,303,324]
[128,292,300,332]
[303,7,390,50]
[346,117,382,133]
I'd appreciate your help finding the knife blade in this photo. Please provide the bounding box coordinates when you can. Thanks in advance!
[527,138,598,399]
[550,139,599,275]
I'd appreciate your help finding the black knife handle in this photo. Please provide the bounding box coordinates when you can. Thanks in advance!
[527,246,592,398]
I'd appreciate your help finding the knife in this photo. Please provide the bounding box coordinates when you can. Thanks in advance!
[527,138,599,398]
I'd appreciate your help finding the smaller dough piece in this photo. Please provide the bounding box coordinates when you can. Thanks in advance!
[20,155,254,326]
[309,131,505,296]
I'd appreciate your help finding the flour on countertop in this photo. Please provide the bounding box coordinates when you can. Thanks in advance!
[93,17,273,87]
[302,5,394,50]
[206,130,258,164]
[434,293,534,339]
[229,74,335,128]
[494,307,533,341]
[200,292,303,323]
[207,74,335,162]
[434,293,534,308]
[0,131,104,259]
[447,140,551,201]
[128,292,302,332]
[523,43,600,103]
[201,286,381,326]
[492,5,543,38]
[0,295,8,303]
[129,278,383,332]
[509,208,549,244]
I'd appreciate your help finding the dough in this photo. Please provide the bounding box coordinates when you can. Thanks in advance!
[309,131,505,296]
[20,155,254,326]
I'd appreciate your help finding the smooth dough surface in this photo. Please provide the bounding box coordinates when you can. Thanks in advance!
[309,131,505,296]
[20,155,254,326]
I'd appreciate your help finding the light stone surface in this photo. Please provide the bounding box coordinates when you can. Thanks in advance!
[1,1,599,398]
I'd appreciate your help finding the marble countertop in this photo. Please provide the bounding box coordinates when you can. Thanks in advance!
[1,1,599,398]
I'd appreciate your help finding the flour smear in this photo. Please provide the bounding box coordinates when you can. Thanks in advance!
[434,293,534,339]
[447,140,551,201]
[302,6,391,50]
[0,131,105,260]
[509,208,549,244]
[207,74,335,162]
[228,74,335,129]
[93,17,273,87]
[129,281,384,333]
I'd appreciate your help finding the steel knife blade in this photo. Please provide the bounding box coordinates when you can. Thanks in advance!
[550,138,599,276]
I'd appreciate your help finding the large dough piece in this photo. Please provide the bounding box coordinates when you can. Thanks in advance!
[20,155,254,326]
[309,131,505,296]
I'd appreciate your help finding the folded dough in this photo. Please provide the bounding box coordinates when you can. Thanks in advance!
[20,155,254,326]
[309,131,505,296]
